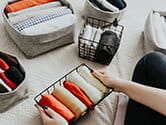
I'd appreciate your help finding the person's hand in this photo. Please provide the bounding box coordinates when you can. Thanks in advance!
[92,71,123,92]
[35,104,68,125]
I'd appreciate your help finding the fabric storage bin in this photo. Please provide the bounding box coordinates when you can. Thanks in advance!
[78,17,124,65]
[34,63,113,124]
[0,51,28,113]
[83,0,127,22]
[3,0,76,58]
[144,10,166,54]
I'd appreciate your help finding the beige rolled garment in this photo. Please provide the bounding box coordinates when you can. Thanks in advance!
[52,87,87,119]
[67,71,103,104]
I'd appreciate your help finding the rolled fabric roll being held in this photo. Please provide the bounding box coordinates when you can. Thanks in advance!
[94,30,120,65]
[52,87,87,119]
[77,65,109,94]
[67,71,103,104]
[63,81,94,109]
[39,94,75,122]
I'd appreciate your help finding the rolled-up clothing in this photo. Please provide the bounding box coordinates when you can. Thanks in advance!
[39,94,75,122]
[94,30,119,65]
[107,0,125,10]
[77,66,109,95]
[14,8,72,31]
[5,0,55,13]
[52,87,87,119]
[21,13,75,35]
[0,72,17,89]
[67,71,103,104]
[63,81,94,109]
[0,79,12,93]
[9,6,67,24]
[0,58,9,71]
[94,0,119,12]
[7,1,62,18]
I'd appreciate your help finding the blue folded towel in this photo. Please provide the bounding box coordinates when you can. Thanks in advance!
[14,8,72,31]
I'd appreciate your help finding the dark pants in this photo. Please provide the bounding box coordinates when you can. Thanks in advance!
[125,52,166,125]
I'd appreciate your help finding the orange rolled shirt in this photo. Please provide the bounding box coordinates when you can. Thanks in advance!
[5,0,55,13]
[39,94,75,123]
[63,81,94,109]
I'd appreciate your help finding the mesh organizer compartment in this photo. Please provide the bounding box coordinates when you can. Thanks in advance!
[34,63,113,123]
[79,17,124,65]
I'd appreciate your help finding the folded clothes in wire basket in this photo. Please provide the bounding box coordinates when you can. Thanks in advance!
[79,17,124,65]
[3,0,76,58]
[34,64,113,124]
[0,51,28,113]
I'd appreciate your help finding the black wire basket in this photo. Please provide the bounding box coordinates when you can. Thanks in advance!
[79,17,124,65]
[34,63,113,124]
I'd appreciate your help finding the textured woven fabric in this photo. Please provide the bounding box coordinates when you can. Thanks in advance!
[14,8,72,31]
[7,1,62,17]
[9,6,67,24]
[5,0,54,13]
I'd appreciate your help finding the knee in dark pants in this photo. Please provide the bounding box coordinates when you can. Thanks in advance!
[132,52,166,88]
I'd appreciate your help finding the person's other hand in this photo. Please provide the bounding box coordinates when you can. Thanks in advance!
[92,71,123,92]
[35,104,68,125]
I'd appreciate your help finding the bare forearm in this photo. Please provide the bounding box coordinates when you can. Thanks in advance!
[116,80,166,115]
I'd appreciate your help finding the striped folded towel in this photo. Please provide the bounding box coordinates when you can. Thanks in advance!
[14,8,72,31]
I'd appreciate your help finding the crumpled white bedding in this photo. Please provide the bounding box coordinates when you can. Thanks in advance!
[0,0,166,125]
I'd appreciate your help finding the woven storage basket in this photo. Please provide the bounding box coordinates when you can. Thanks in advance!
[3,0,76,58]
[0,52,28,113]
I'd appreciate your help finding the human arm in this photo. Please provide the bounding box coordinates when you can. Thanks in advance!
[93,71,166,115]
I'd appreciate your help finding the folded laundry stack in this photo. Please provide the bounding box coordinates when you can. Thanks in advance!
[144,11,166,54]
[5,0,75,35]
[0,51,28,113]
[37,64,110,124]
[79,22,121,65]
[3,0,76,58]
[84,0,127,22]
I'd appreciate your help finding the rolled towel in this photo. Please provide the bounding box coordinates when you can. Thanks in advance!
[39,94,75,122]
[96,0,119,12]
[67,71,103,104]
[94,30,119,64]
[0,79,12,93]
[63,81,94,109]
[7,1,62,18]
[94,28,103,43]
[5,0,55,13]
[153,13,166,48]
[0,58,9,71]
[52,87,87,119]
[14,8,72,31]
[0,52,25,77]
[89,0,111,11]
[107,0,125,10]
[77,66,109,94]
[21,13,75,35]
[9,6,67,24]
[5,66,24,85]
[0,72,17,89]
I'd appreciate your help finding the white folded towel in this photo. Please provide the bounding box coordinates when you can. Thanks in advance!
[77,66,109,94]
[96,0,119,12]
[9,6,67,24]
[94,28,103,43]
[7,1,62,17]
[153,12,166,48]
[21,14,75,35]
[67,71,103,104]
